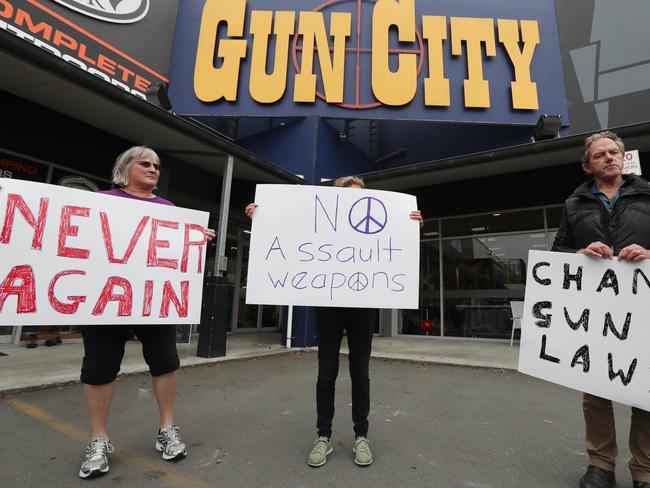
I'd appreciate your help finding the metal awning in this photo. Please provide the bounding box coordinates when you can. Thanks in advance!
[357,122,650,191]
[0,31,302,185]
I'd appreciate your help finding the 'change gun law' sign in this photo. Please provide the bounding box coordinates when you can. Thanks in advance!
[519,250,650,411]
[246,185,420,309]
[0,178,209,325]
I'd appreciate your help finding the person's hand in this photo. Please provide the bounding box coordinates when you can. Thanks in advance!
[617,244,650,262]
[245,203,258,219]
[577,241,613,259]
[205,228,216,243]
[409,210,424,228]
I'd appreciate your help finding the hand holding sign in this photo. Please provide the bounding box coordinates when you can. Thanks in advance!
[617,244,650,262]
[577,241,613,259]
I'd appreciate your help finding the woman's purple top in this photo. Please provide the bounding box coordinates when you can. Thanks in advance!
[101,188,174,206]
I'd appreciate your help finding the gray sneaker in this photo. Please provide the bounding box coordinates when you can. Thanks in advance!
[79,436,114,479]
[353,436,373,466]
[307,436,333,467]
[155,425,187,461]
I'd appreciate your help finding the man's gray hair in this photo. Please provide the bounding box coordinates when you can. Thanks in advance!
[112,146,159,187]
[581,131,625,164]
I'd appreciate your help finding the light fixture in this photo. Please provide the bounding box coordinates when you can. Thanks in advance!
[145,82,173,111]
[492,213,501,217]
[532,114,562,142]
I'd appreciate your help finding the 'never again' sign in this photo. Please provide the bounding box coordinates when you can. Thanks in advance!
[245,185,420,309]
[0,178,209,325]
[519,250,650,411]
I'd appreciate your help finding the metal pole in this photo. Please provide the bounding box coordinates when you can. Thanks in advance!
[230,227,243,332]
[286,305,293,348]
[214,155,234,277]
[197,155,234,358]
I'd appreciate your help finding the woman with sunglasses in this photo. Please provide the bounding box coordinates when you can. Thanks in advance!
[78,146,215,479]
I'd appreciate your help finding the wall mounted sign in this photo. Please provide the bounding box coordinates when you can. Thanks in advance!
[50,0,150,24]
[0,0,170,99]
[168,0,569,124]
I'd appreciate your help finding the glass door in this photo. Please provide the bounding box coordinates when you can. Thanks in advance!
[400,238,441,336]
[0,326,19,344]
[231,228,281,332]
[441,232,546,339]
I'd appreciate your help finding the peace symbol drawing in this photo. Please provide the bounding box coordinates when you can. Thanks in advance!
[348,272,369,291]
[348,197,388,235]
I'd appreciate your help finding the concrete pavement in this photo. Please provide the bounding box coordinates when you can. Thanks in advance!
[0,333,518,394]
[0,351,637,488]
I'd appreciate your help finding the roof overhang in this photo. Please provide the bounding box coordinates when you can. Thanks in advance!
[0,30,303,184]
[357,123,650,191]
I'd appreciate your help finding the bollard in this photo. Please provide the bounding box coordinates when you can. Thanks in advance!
[196,276,229,358]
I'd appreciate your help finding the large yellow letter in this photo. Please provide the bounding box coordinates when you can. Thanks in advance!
[249,11,295,103]
[423,15,450,107]
[450,17,496,108]
[194,0,247,102]
[498,19,539,110]
[371,0,417,106]
[293,11,350,103]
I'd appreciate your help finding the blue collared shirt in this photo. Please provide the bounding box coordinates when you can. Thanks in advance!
[591,183,619,215]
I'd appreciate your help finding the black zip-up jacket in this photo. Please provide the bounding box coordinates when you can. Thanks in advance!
[552,174,650,254]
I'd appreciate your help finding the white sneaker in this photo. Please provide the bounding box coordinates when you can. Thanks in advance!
[79,436,114,479]
[155,425,187,461]
[353,436,373,466]
[307,436,333,467]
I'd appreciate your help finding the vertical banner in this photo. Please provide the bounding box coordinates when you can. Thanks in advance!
[519,250,650,411]
[0,179,209,325]
[246,185,420,309]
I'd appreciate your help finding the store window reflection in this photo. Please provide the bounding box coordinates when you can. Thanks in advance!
[400,238,441,336]
[442,231,547,339]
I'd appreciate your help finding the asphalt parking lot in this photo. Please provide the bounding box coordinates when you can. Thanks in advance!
[0,351,635,488]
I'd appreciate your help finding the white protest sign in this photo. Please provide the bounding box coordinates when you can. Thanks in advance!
[0,178,209,325]
[246,184,420,309]
[519,250,650,411]
[624,149,642,175]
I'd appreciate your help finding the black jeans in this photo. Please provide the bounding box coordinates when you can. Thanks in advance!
[315,307,375,439]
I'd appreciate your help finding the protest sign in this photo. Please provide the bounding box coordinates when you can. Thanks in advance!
[519,250,650,411]
[0,178,209,325]
[246,185,420,309]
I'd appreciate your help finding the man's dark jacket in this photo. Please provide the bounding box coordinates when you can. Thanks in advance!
[552,174,650,254]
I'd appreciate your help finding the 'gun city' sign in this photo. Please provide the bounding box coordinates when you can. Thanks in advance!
[168,0,568,123]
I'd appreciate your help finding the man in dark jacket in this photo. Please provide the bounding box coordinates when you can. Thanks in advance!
[553,131,650,488]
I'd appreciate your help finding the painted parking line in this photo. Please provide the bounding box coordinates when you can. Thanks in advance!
[5,398,213,488]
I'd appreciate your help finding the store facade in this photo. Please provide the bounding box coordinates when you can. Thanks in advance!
[2,0,650,348]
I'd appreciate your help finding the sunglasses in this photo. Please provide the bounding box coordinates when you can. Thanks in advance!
[135,160,161,171]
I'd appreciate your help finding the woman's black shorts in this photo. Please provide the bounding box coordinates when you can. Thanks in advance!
[80,325,180,385]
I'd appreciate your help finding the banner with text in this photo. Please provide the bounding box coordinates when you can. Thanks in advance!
[0,178,209,325]
[246,185,419,309]
[519,250,650,411]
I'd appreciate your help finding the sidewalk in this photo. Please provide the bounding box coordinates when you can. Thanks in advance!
[0,333,519,394]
